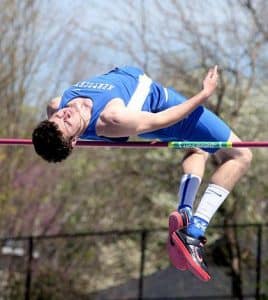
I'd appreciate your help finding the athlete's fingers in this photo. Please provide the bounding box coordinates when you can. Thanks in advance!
[207,65,218,79]
[213,65,218,77]
[205,68,214,80]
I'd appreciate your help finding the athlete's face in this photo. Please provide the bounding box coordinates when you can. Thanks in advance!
[49,107,81,141]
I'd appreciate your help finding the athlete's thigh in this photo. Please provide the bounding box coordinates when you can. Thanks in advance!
[187,107,231,154]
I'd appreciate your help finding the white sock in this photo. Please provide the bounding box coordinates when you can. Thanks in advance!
[194,183,230,223]
[178,174,201,211]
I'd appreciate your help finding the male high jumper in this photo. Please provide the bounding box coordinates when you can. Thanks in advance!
[32,65,252,281]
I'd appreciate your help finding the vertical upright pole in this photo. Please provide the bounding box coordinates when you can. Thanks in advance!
[25,237,33,300]
[138,230,147,300]
[255,225,262,300]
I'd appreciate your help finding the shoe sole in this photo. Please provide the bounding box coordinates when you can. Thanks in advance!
[167,212,187,271]
[171,231,211,281]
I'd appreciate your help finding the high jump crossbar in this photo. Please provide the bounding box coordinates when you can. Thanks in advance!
[0,138,268,149]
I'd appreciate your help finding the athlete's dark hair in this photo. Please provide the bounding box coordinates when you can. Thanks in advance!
[32,120,73,163]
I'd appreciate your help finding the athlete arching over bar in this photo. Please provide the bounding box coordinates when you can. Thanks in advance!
[32,66,252,281]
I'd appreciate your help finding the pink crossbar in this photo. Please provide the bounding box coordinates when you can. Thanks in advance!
[0,138,268,148]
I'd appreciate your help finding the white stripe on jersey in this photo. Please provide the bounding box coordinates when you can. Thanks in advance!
[127,73,152,111]
[164,87,168,102]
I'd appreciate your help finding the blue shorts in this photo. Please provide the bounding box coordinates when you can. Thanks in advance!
[138,87,231,153]
[167,88,232,153]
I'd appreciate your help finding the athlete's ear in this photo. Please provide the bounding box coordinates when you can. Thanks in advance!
[71,136,78,148]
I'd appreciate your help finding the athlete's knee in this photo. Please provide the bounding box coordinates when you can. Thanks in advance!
[200,150,210,162]
[182,148,209,162]
[227,131,253,170]
[215,146,252,172]
[238,147,253,170]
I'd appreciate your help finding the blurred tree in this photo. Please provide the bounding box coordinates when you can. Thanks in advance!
[0,0,44,232]
[0,0,108,228]
[0,0,100,237]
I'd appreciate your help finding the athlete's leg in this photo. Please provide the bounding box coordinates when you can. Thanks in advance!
[210,131,252,190]
[167,148,209,271]
[171,148,212,281]
[173,109,252,281]
[190,131,252,237]
[181,148,209,178]
[173,146,227,281]
[177,149,209,214]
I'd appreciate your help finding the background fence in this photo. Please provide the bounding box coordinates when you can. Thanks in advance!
[0,224,267,300]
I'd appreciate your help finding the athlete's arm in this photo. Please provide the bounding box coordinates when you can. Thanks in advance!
[97,66,218,137]
[47,97,61,118]
[97,91,208,137]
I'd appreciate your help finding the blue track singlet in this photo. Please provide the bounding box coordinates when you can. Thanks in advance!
[59,66,231,153]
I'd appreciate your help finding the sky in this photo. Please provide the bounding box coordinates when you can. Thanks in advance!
[22,0,267,117]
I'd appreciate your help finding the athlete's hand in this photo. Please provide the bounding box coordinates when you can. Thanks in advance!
[202,65,218,98]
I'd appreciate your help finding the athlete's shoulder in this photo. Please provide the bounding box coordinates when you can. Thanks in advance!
[47,96,61,117]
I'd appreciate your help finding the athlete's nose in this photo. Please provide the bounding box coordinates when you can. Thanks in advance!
[55,108,71,120]
[55,110,64,118]
[63,109,71,119]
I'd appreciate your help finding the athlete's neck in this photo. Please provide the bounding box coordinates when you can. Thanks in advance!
[68,97,92,136]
